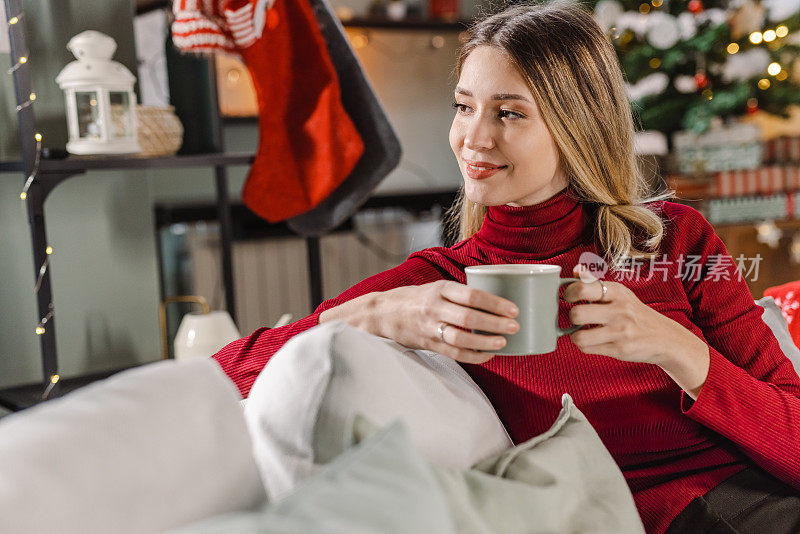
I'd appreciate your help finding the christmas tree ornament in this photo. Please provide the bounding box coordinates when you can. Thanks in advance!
[763,0,800,22]
[616,11,649,37]
[677,12,698,40]
[646,12,681,49]
[687,0,704,14]
[696,8,727,26]
[674,75,699,93]
[694,72,709,89]
[721,48,770,82]
[594,0,624,31]
[172,0,366,223]
[625,72,670,101]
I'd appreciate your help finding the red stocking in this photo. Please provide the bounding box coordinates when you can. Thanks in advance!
[173,0,365,222]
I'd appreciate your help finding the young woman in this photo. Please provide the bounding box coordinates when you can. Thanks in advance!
[214,2,800,531]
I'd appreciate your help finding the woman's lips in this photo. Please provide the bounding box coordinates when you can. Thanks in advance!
[465,163,507,180]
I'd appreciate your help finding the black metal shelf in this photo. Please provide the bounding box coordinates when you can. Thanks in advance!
[0,152,254,174]
[2,0,247,409]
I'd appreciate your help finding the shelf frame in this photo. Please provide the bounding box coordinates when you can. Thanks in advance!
[1,0,252,407]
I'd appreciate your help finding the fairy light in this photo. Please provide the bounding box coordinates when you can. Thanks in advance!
[35,306,54,335]
[639,2,651,13]
[727,42,739,54]
[15,91,36,112]
[8,9,63,400]
[42,374,60,400]
[758,78,771,90]
[777,70,788,81]
[33,246,53,294]
[763,29,777,42]
[19,133,42,200]
[649,57,661,68]
[750,32,763,44]
[652,0,663,7]
[7,54,28,73]
[768,62,782,76]
[776,25,789,38]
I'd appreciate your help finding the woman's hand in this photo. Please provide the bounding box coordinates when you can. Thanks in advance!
[563,265,710,399]
[318,280,520,364]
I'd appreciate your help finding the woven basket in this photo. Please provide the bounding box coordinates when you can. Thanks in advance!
[135,105,184,157]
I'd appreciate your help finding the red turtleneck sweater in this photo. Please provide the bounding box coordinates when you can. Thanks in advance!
[213,188,800,533]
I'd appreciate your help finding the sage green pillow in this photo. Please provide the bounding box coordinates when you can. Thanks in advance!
[168,418,456,534]
[173,394,643,534]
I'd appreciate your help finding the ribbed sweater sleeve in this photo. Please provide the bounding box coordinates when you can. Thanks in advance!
[213,256,446,398]
[675,207,800,488]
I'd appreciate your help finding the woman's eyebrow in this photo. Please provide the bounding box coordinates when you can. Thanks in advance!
[455,87,531,103]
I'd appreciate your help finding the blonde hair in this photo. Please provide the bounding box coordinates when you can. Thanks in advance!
[445,0,674,269]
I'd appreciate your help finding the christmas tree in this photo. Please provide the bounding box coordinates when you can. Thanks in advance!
[589,0,800,136]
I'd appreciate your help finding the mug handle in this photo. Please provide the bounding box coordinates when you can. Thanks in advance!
[557,277,584,337]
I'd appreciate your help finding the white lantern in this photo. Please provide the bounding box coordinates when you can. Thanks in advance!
[56,31,141,155]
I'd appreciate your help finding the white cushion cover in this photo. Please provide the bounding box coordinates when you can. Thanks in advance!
[0,358,266,534]
[244,320,513,501]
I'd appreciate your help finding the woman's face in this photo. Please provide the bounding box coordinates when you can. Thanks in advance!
[449,45,568,207]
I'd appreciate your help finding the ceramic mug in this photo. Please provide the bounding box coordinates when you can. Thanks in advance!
[465,264,582,355]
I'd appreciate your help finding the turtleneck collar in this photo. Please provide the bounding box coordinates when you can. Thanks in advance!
[473,186,591,259]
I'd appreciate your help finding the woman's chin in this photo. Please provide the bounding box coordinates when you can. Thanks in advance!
[463,182,505,206]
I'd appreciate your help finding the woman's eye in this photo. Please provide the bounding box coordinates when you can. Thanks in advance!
[452,101,469,113]
[499,109,523,119]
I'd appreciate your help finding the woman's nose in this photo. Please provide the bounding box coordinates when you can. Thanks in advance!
[463,116,495,150]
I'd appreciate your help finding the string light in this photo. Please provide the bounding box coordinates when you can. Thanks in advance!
[7,54,28,73]
[639,3,651,14]
[8,8,61,402]
[42,374,60,400]
[763,29,777,42]
[777,70,788,81]
[652,0,663,7]
[776,25,789,38]
[768,62,782,76]
[727,43,739,54]
[750,32,763,44]
[33,246,53,294]
[649,57,661,68]
[19,133,42,200]
[35,305,54,335]
[15,91,36,112]
[758,78,771,89]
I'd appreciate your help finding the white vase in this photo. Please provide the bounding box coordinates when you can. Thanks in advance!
[173,311,241,361]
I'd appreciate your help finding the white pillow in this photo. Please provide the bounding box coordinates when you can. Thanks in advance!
[244,320,514,501]
[0,359,266,534]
